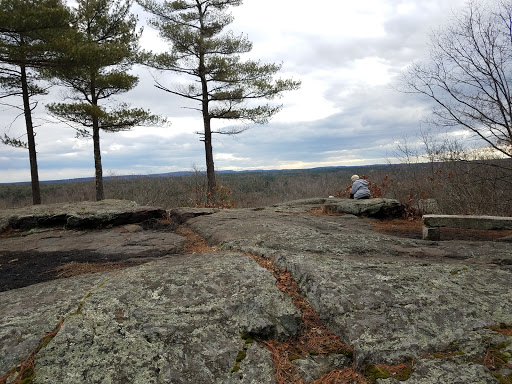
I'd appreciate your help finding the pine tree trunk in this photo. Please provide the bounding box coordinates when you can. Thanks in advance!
[20,64,41,205]
[199,33,216,205]
[203,116,216,205]
[92,122,104,201]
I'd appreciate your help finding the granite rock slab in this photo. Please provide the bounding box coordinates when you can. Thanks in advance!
[182,205,512,383]
[1,253,299,383]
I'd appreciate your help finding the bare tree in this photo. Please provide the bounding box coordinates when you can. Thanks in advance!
[400,0,512,158]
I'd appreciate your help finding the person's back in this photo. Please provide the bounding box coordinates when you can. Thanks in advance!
[350,175,370,199]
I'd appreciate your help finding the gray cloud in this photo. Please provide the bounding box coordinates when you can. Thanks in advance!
[0,0,468,182]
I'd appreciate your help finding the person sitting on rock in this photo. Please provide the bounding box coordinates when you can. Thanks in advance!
[349,175,370,199]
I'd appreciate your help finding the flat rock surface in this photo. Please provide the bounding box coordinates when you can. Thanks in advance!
[1,254,298,383]
[0,223,185,292]
[32,253,298,384]
[0,199,166,231]
[184,203,512,382]
[0,225,184,255]
[1,199,511,383]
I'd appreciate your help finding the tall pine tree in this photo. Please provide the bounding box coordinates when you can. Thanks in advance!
[138,0,300,204]
[0,0,70,204]
[47,0,162,201]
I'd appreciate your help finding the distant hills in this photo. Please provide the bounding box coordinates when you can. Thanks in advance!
[2,165,387,185]
[10,159,511,185]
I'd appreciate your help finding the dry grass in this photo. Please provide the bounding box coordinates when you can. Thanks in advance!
[247,253,360,384]
[483,349,512,378]
[176,225,217,254]
[2,161,511,216]
[366,360,414,381]
[310,369,369,384]
[491,324,512,336]
[53,261,131,278]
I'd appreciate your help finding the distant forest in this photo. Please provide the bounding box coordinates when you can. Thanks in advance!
[1,160,511,217]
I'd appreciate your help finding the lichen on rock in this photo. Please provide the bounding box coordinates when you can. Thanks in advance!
[1,199,511,384]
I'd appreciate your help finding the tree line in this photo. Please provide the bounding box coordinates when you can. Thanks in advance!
[0,0,300,205]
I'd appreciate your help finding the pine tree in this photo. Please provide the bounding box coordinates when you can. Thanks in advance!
[138,0,300,204]
[47,0,162,201]
[0,0,70,204]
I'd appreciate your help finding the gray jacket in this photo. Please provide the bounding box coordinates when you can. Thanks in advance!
[350,179,371,199]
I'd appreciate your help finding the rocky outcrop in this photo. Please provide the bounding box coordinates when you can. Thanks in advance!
[1,254,299,383]
[322,197,405,218]
[1,199,511,384]
[182,205,512,382]
[0,199,166,232]
[0,224,185,256]
[34,253,298,384]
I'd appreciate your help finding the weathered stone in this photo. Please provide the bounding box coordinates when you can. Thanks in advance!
[2,199,511,384]
[0,225,185,256]
[0,200,167,232]
[499,234,512,242]
[0,271,117,377]
[273,198,330,207]
[187,206,512,264]
[422,225,440,241]
[423,214,512,230]
[422,214,512,240]
[418,198,441,214]
[322,198,405,218]
[276,252,512,366]
[170,207,220,224]
[1,253,300,383]
[293,354,351,382]
[183,202,512,382]
[396,356,498,384]
[271,198,332,214]
[225,343,276,384]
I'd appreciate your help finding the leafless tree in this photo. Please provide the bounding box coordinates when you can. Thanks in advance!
[400,0,512,158]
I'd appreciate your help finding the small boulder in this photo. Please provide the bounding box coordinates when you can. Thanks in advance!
[322,198,404,218]
[418,198,441,214]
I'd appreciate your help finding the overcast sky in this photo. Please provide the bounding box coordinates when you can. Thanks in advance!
[0,0,468,183]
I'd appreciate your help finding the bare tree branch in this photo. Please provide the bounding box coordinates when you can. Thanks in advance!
[398,0,512,158]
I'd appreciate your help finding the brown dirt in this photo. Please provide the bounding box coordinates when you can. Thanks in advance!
[175,225,217,254]
[369,219,512,241]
